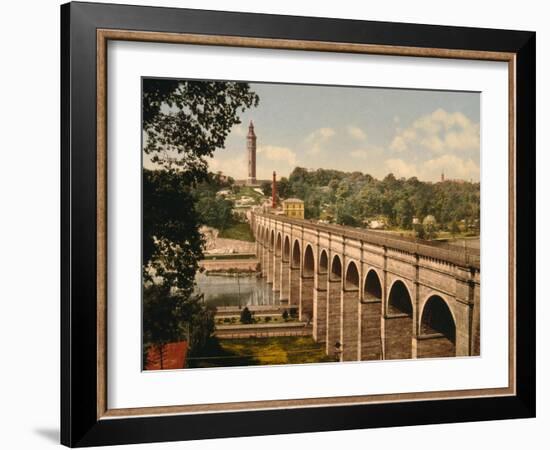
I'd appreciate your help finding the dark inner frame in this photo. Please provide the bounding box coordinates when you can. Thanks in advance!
[61,1,535,447]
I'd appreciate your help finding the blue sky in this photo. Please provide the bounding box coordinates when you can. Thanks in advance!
[146,81,480,182]
[207,82,480,183]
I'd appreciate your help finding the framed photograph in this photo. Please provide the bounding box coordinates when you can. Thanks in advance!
[61,1,535,447]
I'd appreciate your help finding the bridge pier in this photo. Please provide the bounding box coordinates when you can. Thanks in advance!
[273,253,281,294]
[266,248,274,284]
[313,271,327,343]
[261,244,268,278]
[342,287,359,361]
[326,276,342,359]
[384,314,413,360]
[289,266,300,308]
[300,275,314,322]
[360,300,382,360]
[279,259,290,303]
[257,241,263,270]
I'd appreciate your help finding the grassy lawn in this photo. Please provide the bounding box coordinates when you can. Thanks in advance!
[219,222,255,242]
[187,336,336,368]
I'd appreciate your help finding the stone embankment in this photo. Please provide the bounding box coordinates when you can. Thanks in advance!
[198,258,260,274]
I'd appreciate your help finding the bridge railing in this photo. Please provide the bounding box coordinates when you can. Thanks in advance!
[253,212,480,270]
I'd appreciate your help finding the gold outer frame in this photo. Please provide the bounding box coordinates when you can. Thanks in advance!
[96,29,516,420]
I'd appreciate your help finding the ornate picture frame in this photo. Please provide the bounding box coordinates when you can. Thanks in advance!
[61,2,535,447]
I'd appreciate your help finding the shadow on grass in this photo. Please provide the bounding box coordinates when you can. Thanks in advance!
[187,336,337,368]
[187,338,260,368]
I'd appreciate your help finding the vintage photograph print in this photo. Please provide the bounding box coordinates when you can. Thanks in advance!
[142,78,480,371]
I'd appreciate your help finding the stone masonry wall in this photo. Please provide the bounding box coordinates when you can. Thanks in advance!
[385,315,412,360]
[361,301,382,360]
[342,289,359,360]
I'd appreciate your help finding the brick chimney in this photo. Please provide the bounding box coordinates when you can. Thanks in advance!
[272,171,277,208]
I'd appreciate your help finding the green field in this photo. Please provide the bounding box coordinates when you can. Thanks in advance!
[219,222,255,242]
[187,336,337,368]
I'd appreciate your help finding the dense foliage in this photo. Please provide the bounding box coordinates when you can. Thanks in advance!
[276,167,480,232]
[142,79,258,364]
[193,172,235,231]
[142,284,215,369]
[143,79,259,172]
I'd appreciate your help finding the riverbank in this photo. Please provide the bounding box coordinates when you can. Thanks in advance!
[198,258,259,274]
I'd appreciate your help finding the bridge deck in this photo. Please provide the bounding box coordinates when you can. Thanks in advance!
[255,212,480,269]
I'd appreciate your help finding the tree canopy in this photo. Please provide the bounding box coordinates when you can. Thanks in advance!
[142,79,259,361]
[277,167,479,232]
[143,79,259,176]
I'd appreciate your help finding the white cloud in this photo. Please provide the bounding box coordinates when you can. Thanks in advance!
[207,152,248,179]
[350,146,382,160]
[384,154,479,181]
[257,145,297,167]
[422,154,479,181]
[385,158,418,178]
[347,126,367,141]
[389,136,407,152]
[230,124,246,137]
[389,108,479,154]
[350,149,369,159]
[304,127,336,155]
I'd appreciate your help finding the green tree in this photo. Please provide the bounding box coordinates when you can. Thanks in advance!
[450,220,460,236]
[393,198,414,229]
[142,79,258,357]
[260,181,271,197]
[195,193,234,231]
[414,223,426,240]
[278,177,291,199]
[423,215,438,240]
[143,79,259,171]
[142,284,214,369]
[142,169,204,292]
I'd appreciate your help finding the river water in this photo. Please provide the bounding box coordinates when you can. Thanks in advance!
[195,272,281,307]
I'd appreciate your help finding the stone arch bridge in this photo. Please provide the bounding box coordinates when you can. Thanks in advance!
[251,212,480,361]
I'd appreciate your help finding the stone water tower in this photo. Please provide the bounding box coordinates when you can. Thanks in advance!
[247,121,257,185]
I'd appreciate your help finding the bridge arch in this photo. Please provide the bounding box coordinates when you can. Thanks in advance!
[283,235,291,262]
[314,249,329,344]
[418,295,456,358]
[303,245,315,277]
[291,239,301,268]
[360,269,383,360]
[327,254,343,357]
[385,279,413,360]
[319,249,328,274]
[288,239,302,307]
[364,269,382,300]
[387,280,413,315]
[275,232,282,257]
[342,261,360,360]
[300,244,315,321]
[345,261,360,290]
[269,229,275,250]
[330,254,342,281]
